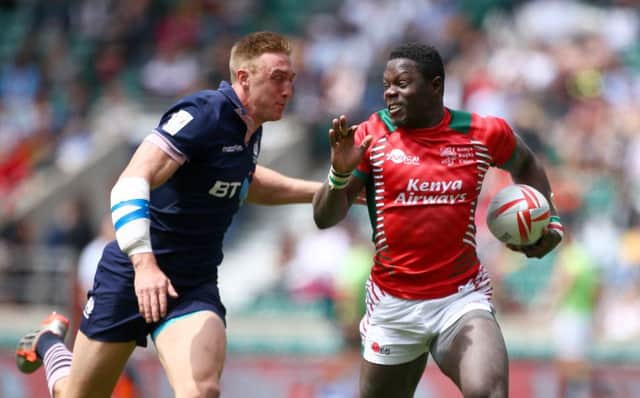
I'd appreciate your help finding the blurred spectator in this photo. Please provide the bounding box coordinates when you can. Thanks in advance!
[77,213,115,302]
[44,197,93,253]
[89,80,143,146]
[141,41,200,97]
[281,224,350,307]
[333,220,373,348]
[539,231,600,398]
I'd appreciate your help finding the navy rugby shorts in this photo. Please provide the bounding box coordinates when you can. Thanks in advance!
[79,243,226,347]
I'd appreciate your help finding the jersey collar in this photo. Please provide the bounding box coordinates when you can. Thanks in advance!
[218,80,260,144]
[218,81,246,114]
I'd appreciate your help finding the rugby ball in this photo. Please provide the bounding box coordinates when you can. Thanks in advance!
[486,184,550,246]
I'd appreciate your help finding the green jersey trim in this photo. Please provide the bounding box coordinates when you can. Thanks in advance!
[377,109,397,133]
[448,108,472,134]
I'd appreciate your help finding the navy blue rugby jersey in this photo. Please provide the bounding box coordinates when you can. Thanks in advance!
[106,81,261,285]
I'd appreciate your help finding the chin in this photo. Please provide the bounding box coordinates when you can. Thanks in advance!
[391,115,407,127]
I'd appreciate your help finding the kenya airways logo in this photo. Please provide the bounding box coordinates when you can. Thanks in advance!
[394,178,467,205]
[386,149,420,166]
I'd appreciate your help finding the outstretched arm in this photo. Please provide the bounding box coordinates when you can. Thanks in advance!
[313,115,372,229]
[501,134,563,258]
[247,165,321,205]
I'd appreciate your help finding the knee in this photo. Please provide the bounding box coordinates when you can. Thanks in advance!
[175,380,220,398]
[461,375,507,398]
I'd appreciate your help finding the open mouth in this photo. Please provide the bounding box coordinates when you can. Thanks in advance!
[388,104,403,116]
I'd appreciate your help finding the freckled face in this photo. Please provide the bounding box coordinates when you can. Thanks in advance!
[247,52,296,123]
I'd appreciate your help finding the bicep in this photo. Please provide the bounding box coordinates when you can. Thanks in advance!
[119,140,182,189]
[498,133,533,175]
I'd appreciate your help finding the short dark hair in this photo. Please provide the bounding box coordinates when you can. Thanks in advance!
[389,43,445,83]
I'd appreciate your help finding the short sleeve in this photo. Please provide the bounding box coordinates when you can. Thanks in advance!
[353,122,372,179]
[483,116,517,167]
[154,100,218,161]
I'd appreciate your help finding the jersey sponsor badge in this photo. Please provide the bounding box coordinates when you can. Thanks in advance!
[386,148,420,165]
[162,109,194,136]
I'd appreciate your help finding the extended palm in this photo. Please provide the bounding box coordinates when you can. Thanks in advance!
[329,115,372,173]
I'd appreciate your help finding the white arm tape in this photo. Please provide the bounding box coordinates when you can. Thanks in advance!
[110,177,152,256]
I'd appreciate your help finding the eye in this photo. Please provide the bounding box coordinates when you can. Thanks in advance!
[383,82,390,90]
[398,80,409,88]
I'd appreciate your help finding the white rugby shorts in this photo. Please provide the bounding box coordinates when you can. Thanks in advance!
[360,269,493,365]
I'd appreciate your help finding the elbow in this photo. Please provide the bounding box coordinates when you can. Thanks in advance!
[313,211,332,229]
[313,205,337,229]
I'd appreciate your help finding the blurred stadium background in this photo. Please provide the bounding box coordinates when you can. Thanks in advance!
[1,0,640,397]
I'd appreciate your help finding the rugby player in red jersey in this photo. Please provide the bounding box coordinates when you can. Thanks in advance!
[313,43,564,398]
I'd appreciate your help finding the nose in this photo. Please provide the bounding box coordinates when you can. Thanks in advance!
[384,86,398,101]
[282,81,293,100]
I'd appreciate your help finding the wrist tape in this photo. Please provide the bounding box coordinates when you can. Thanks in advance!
[110,177,152,256]
[548,215,564,240]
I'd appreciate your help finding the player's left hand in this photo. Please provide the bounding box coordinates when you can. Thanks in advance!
[329,115,372,174]
[507,228,562,258]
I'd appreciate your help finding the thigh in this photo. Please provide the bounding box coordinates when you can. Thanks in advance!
[62,331,136,398]
[431,310,508,398]
[154,310,226,398]
[360,353,428,398]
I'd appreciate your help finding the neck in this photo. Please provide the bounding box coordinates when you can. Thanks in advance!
[413,104,445,129]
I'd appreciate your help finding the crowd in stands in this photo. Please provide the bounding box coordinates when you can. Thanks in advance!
[1,0,640,359]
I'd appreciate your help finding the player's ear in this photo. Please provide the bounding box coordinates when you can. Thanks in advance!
[432,75,443,95]
[237,69,250,87]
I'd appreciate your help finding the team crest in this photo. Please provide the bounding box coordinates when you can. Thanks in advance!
[83,296,95,319]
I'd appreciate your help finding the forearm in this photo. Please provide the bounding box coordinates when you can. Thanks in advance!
[312,182,352,229]
[248,165,321,205]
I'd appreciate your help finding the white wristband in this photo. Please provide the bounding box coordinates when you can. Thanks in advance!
[328,167,350,190]
[110,177,153,256]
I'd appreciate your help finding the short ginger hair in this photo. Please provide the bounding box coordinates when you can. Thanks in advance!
[229,31,291,82]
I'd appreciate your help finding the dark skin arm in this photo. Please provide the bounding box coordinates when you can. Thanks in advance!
[313,115,372,228]
[501,134,562,258]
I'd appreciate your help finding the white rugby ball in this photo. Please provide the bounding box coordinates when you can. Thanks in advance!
[486,184,550,246]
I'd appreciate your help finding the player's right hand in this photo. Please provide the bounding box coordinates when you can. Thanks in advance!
[131,253,179,323]
[329,115,373,174]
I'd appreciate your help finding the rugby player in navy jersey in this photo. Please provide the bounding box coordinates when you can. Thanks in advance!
[15,31,321,398]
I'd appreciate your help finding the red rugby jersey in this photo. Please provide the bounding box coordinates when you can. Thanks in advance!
[353,108,516,299]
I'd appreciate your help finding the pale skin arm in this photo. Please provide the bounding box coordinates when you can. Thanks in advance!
[118,140,181,323]
[313,115,372,228]
[501,134,562,258]
[247,165,321,205]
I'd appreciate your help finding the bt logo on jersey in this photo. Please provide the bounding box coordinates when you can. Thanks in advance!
[209,180,242,198]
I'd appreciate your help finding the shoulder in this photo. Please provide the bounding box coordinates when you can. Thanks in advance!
[466,111,513,135]
[174,89,226,113]
[359,109,395,136]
